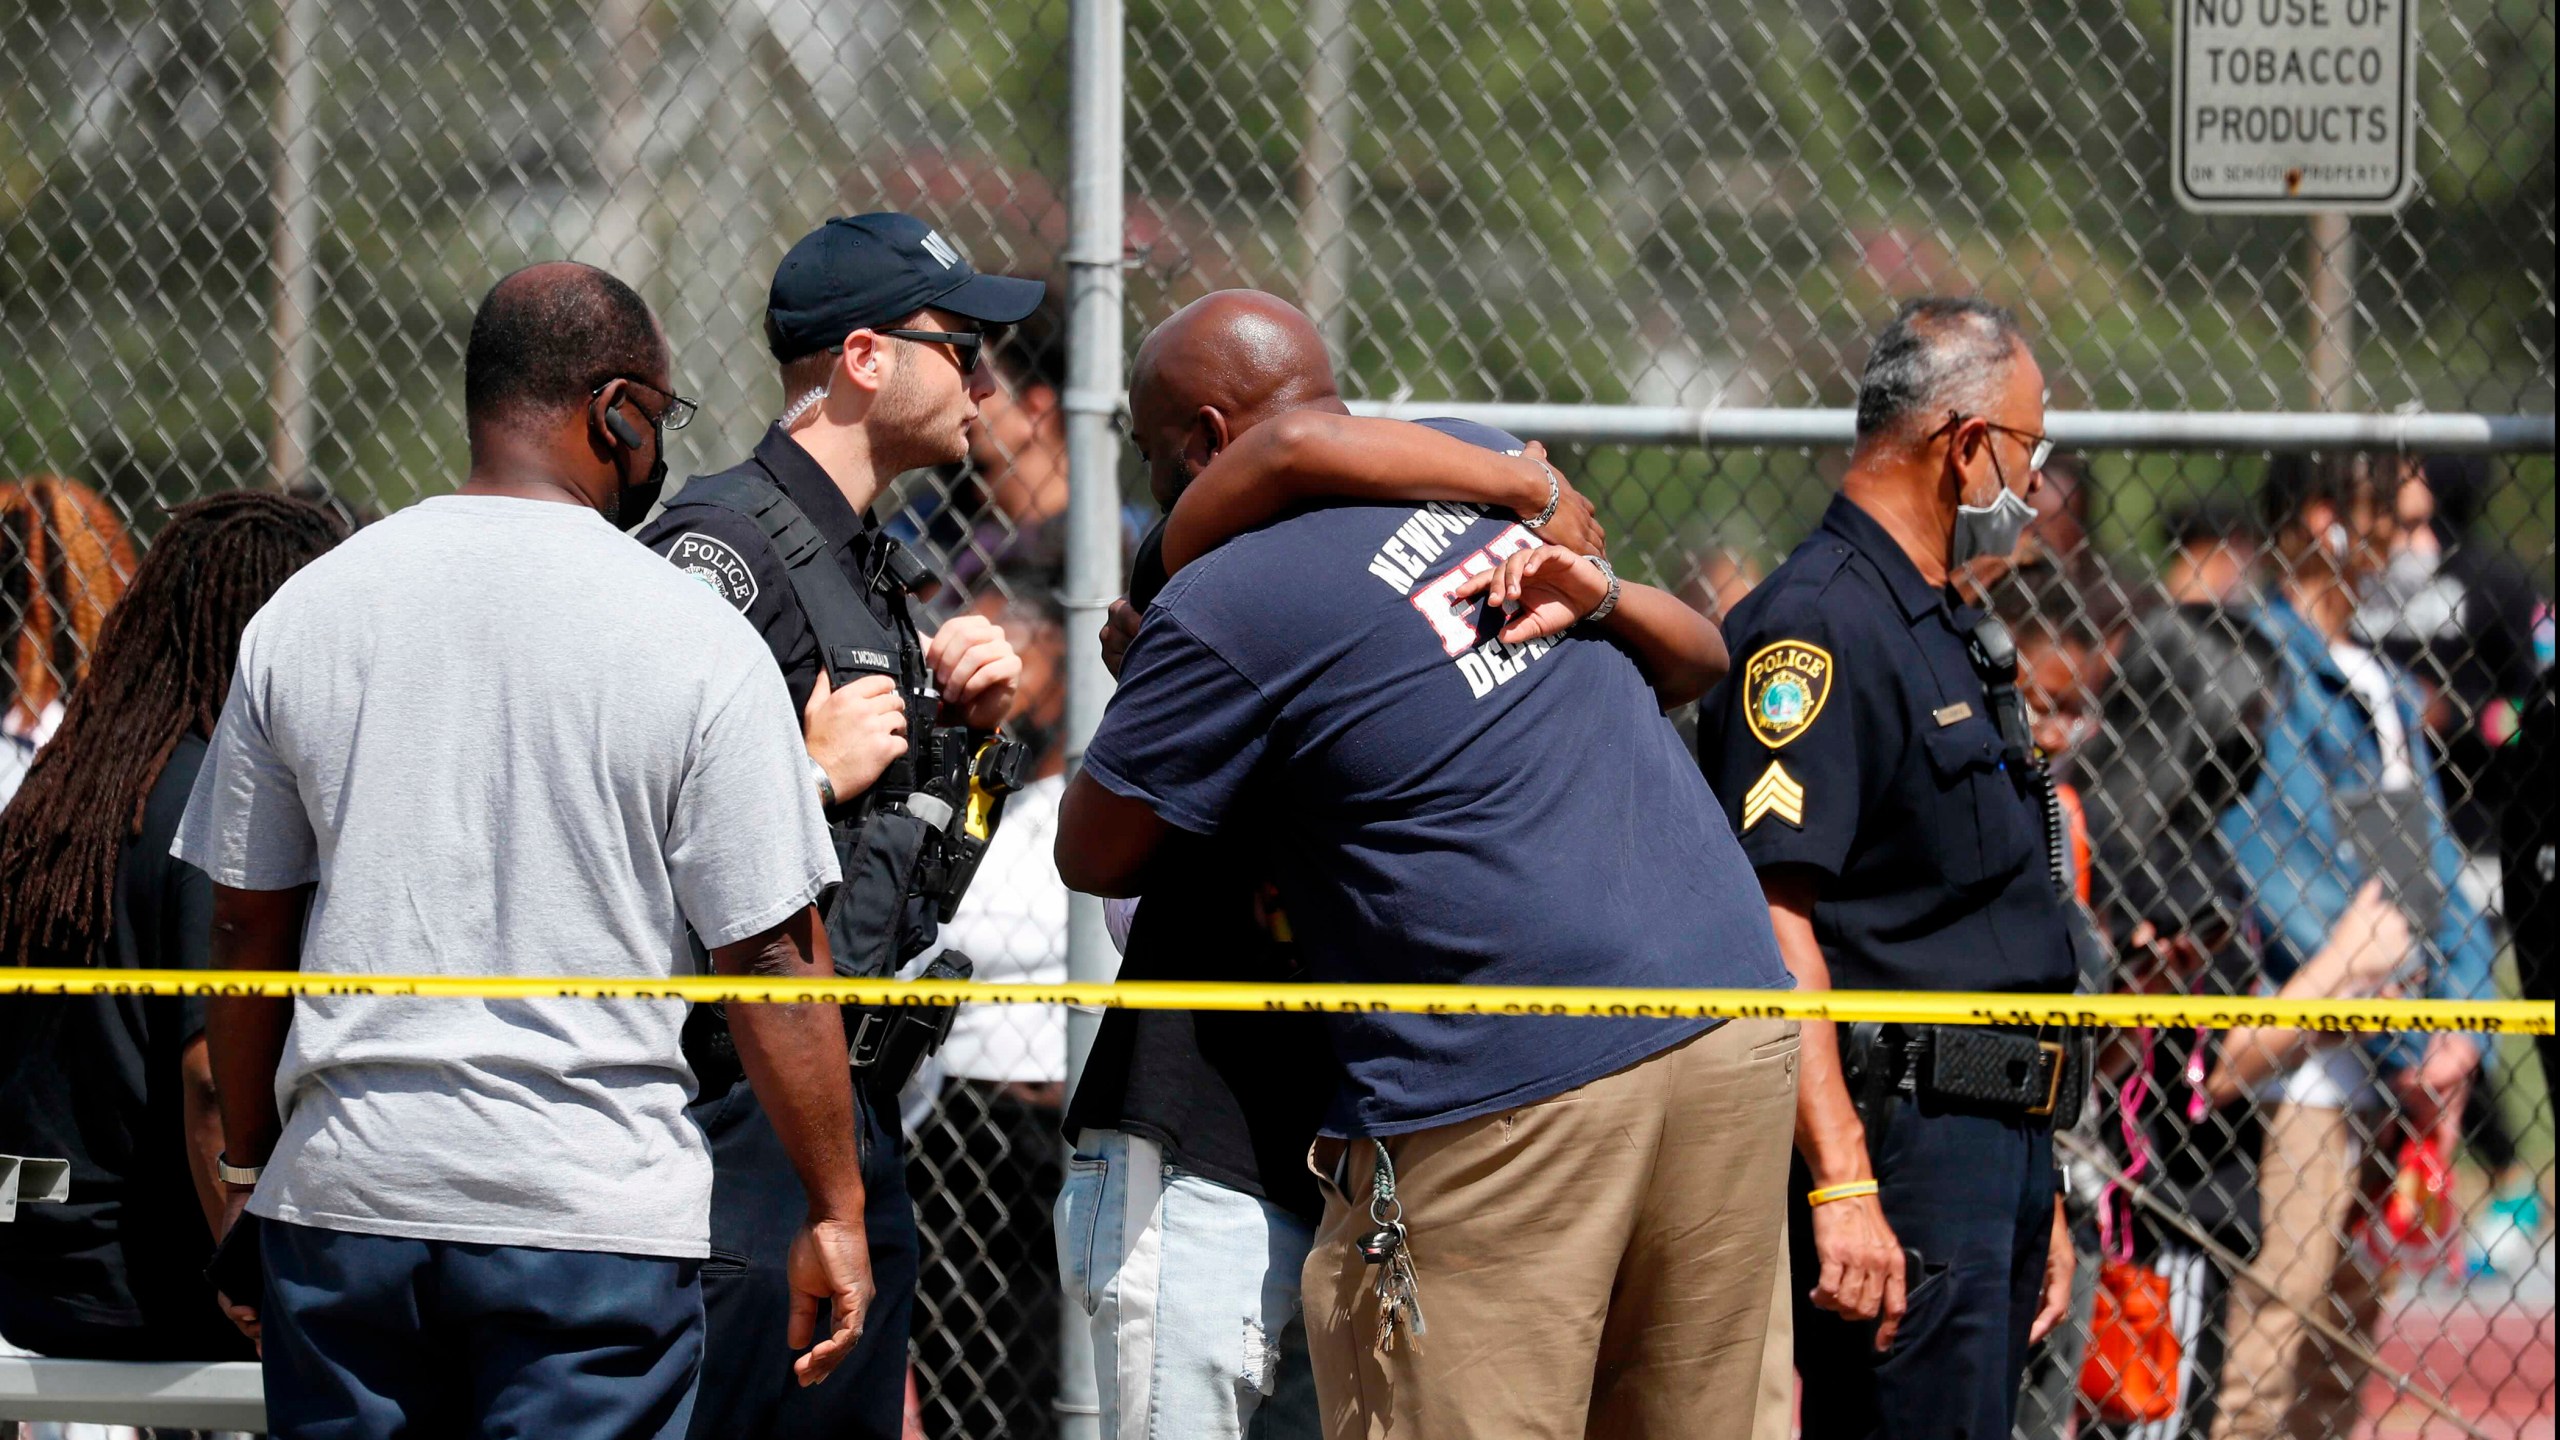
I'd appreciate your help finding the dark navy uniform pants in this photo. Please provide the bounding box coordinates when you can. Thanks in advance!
[687,1075,918,1440]
[1791,1101,2056,1440]
[260,1219,703,1440]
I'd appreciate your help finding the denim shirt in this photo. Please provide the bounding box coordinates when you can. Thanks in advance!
[2217,598,2494,1070]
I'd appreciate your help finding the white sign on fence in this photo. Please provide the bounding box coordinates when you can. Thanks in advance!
[2172,0,2416,213]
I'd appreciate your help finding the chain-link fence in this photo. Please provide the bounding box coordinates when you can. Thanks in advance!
[3,0,2553,1437]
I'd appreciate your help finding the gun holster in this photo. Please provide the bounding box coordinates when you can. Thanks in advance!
[1840,1020,1904,1138]
[851,949,973,1110]
[683,950,974,1113]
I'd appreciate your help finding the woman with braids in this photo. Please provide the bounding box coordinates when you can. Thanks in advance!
[0,491,344,1362]
[0,476,140,809]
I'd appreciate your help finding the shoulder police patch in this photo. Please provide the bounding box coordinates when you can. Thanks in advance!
[1742,639,1833,749]
[666,532,758,611]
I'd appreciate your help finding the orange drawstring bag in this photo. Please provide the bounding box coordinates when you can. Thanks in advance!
[2079,1260,2181,1421]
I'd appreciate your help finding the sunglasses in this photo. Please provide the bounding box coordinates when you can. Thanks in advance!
[878,328,986,376]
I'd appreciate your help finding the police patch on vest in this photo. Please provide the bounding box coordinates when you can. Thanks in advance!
[1742,640,1833,749]
[667,532,758,611]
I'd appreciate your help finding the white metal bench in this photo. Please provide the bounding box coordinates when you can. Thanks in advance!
[0,1155,264,1429]
[0,1356,265,1429]
[0,1156,68,1223]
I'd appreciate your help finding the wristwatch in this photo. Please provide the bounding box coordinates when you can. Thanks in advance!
[216,1152,265,1187]
[811,759,839,810]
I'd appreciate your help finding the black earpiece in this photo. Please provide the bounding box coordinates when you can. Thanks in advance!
[604,407,646,450]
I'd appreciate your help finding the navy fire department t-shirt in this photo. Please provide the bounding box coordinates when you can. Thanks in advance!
[1081,419,1791,1138]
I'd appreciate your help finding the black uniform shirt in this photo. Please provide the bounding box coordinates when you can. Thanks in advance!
[1699,493,2073,995]
[636,424,921,715]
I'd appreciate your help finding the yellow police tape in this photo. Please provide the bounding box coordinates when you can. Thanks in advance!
[0,968,2550,1034]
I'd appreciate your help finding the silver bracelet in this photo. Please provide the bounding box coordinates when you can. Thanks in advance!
[1520,460,1562,531]
[1582,553,1620,624]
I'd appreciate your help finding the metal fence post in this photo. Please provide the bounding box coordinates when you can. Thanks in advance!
[263,0,324,492]
[1057,0,1125,1432]
[2307,211,2357,410]
[1298,0,1356,357]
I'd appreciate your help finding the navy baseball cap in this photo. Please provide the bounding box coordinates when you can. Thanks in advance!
[766,213,1045,361]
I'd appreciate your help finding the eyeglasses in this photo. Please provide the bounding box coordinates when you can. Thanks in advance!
[593,377,699,431]
[877,328,986,376]
[1939,411,2052,472]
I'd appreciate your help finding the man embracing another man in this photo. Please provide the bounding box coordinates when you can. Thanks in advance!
[1056,291,1798,1440]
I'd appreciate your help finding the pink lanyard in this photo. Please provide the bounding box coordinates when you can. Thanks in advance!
[2096,1027,2154,1264]
[2098,1025,2214,1264]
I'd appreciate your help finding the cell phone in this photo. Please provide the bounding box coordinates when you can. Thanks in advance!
[205,1212,264,1304]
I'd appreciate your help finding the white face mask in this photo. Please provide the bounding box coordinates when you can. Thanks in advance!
[2357,543,2458,643]
[1950,480,2035,566]
[2385,545,2439,590]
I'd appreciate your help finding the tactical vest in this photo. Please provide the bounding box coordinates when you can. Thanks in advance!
[667,465,946,978]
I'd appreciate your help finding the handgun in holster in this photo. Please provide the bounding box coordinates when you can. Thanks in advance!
[902,728,1032,923]
[1840,1021,1907,1139]
[849,949,975,1110]
[834,728,1029,1105]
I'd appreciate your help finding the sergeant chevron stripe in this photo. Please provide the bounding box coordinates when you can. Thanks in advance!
[1742,760,1805,830]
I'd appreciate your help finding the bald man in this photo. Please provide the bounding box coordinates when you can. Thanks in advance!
[1057,293,1601,1440]
[1056,291,1799,1440]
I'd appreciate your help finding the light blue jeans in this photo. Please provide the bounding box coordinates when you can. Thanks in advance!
[1056,1128,1322,1440]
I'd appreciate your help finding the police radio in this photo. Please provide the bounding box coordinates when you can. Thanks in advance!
[1966,614,2073,903]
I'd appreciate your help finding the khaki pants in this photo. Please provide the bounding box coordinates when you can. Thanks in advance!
[2210,1101,2392,1440]
[1303,1018,1801,1440]
[1754,1248,1794,1440]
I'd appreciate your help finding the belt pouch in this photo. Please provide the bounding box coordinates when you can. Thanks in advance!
[1922,1027,2063,1115]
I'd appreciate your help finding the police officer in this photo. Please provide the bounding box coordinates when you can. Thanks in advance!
[636,213,1040,1440]
[1700,298,2079,1440]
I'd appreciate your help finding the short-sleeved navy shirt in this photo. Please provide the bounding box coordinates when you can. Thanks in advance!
[1698,493,2073,995]
[1083,422,1791,1138]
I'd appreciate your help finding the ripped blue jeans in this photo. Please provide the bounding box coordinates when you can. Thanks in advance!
[1056,1129,1321,1440]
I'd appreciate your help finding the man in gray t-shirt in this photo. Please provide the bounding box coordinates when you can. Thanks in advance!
[179,264,872,1440]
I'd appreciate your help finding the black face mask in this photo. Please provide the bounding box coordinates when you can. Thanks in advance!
[613,428,669,532]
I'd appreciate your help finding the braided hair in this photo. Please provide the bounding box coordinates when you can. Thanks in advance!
[0,491,346,967]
